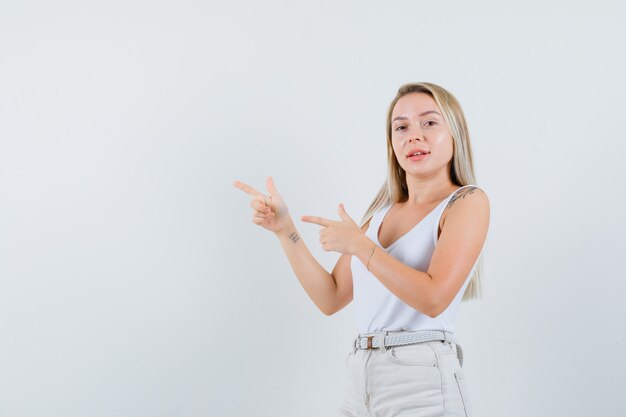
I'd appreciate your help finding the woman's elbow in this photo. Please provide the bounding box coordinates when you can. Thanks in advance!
[319,302,339,316]
[321,306,336,316]
[320,299,350,316]
[426,298,453,318]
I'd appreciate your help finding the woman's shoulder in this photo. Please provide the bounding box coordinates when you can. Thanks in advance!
[438,185,490,234]
[442,185,490,227]
[447,185,489,209]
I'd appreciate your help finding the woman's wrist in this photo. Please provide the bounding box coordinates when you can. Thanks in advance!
[355,236,377,264]
[275,216,297,240]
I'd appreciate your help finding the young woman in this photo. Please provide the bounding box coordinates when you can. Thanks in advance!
[233,82,489,417]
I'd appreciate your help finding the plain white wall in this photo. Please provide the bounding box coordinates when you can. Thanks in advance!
[1,1,625,416]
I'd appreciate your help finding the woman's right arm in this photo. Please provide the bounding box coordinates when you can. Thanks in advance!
[274,217,369,315]
[234,176,362,316]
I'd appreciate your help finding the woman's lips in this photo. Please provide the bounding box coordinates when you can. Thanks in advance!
[408,153,429,161]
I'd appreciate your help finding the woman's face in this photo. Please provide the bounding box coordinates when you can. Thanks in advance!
[390,92,454,179]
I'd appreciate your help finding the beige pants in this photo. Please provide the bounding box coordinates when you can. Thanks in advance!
[339,339,473,417]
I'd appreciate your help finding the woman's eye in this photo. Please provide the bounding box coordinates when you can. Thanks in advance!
[424,121,437,127]
[395,126,406,131]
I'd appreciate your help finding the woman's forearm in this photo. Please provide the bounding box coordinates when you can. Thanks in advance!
[353,237,437,317]
[275,217,338,315]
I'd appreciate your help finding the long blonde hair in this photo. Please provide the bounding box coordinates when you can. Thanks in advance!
[359,82,483,300]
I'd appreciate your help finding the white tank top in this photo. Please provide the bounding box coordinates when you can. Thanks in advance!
[350,185,483,334]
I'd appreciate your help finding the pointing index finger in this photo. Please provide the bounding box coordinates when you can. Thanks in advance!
[233,180,263,198]
[301,215,332,227]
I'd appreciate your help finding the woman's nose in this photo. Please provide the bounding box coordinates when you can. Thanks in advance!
[407,123,424,142]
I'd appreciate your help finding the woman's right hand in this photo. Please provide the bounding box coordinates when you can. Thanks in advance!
[233,176,291,235]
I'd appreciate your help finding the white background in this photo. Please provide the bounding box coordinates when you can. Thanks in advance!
[1,1,625,416]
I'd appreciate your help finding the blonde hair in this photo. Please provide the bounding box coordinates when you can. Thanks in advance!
[359,82,483,300]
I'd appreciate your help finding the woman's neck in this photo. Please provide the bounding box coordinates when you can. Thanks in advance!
[403,175,457,206]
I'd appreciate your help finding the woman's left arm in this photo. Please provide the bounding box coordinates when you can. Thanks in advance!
[354,188,490,318]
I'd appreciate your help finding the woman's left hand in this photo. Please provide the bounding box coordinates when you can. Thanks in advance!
[301,203,368,256]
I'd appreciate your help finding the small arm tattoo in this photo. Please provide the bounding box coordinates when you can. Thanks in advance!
[446,186,480,209]
[288,231,300,243]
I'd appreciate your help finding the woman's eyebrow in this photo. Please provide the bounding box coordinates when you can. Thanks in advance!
[392,111,441,123]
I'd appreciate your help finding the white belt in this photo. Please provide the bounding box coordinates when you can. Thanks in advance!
[353,330,463,366]
[354,330,456,349]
